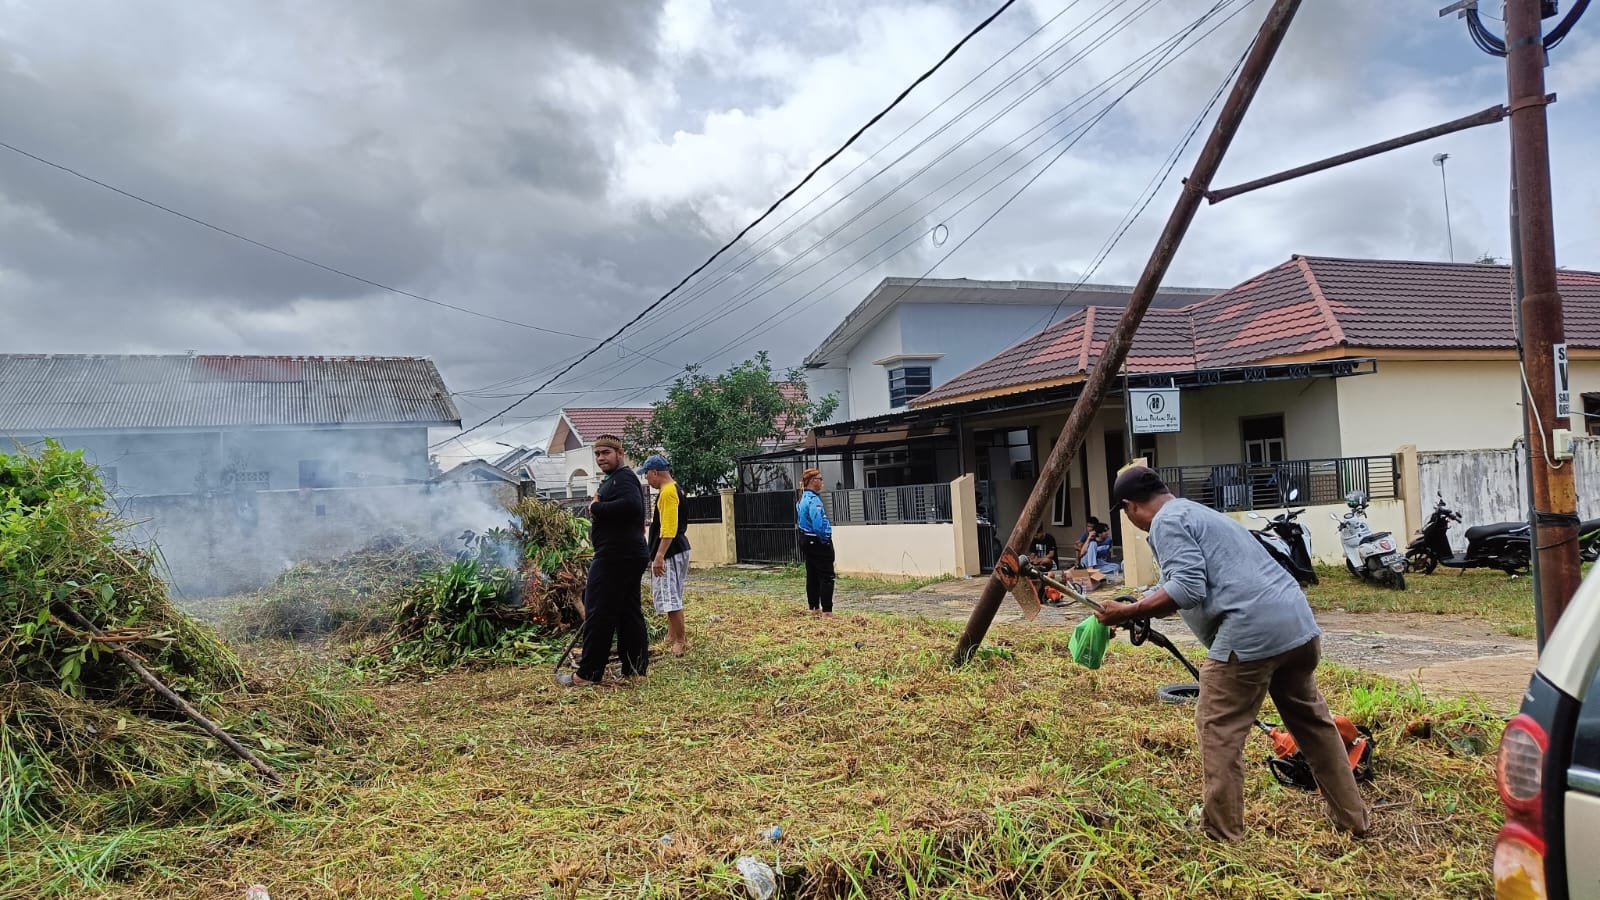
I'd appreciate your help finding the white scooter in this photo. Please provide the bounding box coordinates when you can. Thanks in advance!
[1330,490,1406,590]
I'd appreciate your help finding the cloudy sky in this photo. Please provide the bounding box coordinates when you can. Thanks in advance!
[3,0,1597,460]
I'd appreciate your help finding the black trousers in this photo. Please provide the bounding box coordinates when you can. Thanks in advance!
[801,536,835,612]
[578,555,649,681]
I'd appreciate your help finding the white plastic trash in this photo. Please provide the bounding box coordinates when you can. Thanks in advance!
[735,856,777,900]
[245,887,271,900]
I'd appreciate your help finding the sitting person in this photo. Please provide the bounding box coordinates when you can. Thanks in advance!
[1073,516,1104,563]
[1079,522,1121,575]
[1027,528,1058,600]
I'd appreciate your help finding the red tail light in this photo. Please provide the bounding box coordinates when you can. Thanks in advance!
[1494,714,1549,898]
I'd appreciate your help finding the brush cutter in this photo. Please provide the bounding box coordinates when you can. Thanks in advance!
[998,552,1374,791]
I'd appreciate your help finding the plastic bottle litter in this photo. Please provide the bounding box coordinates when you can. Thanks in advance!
[245,887,271,900]
[735,856,777,900]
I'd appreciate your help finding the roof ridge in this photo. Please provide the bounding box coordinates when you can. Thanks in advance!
[1078,306,1095,373]
[1295,257,1347,347]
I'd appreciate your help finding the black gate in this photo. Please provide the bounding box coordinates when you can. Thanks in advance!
[734,490,801,564]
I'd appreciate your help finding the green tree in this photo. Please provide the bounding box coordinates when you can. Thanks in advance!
[622,353,837,495]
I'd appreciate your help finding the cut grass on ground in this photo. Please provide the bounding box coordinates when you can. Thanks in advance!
[6,581,1502,899]
[1305,565,1535,636]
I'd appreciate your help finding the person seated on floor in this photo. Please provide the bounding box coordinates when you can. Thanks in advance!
[1079,522,1115,570]
[1073,516,1104,563]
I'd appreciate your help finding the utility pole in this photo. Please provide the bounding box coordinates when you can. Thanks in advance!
[1504,0,1580,641]
[952,0,1305,665]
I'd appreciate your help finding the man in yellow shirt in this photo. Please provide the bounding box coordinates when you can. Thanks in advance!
[640,455,691,655]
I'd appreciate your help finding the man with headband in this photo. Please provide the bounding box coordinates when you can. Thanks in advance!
[558,434,650,686]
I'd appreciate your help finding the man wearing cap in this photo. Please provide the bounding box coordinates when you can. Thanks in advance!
[640,454,691,655]
[1095,466,1369,842]
[559,434,649,687]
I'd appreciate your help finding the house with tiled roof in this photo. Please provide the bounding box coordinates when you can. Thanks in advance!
[803,256,1600,547]
[0,354,460,496]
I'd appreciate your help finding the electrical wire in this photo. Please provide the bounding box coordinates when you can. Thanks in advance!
[435,0,1026,446]
[555,0,1219,403]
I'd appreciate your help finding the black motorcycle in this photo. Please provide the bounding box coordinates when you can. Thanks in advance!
[1406,493,1531,575]
[1581,517,1600,562]
[1247,504,1318,586]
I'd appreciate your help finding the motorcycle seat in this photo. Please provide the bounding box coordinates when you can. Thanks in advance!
[1464,522,1529,542]
[1357,531,1395,545]
[1581,518,1600,535]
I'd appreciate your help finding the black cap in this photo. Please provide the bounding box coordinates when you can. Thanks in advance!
[1111,465,1168,508]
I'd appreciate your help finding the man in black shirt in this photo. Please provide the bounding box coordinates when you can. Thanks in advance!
[559,434,649,686]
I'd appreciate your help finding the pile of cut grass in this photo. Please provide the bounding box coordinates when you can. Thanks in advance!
[226,534,451,641]
[21,582,1503,899]
[0,441,370,853]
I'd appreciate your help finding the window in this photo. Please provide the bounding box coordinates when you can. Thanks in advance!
[1585,394,1600,436]
[298,459,340,489]
[1134,434,1158,468]
[1241,415,1286,464]
[1052,480,1073,527]
[887,366,933,408]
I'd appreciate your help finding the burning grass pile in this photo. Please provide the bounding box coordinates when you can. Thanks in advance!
[352,498,592,676]
[228,534,450,641]
[0,442,367,840]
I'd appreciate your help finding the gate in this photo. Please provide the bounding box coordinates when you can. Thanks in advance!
[735,490,801,564]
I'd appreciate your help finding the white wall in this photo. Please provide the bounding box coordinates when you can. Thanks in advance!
[831,522,961,577]
[1165,378,1341,467]
[843,308,905,420]
[1336,359,1600,456]
[805,366,852,425]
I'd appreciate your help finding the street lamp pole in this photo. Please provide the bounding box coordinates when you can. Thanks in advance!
[1433,152,1455,261]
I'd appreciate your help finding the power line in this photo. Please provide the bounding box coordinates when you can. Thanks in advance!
[434,0,1024,446]
[564,0,1186,399]
[0,139,611,342]
[633,0,1248,398]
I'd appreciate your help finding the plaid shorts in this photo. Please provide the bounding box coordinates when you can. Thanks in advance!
[651,551,690,614]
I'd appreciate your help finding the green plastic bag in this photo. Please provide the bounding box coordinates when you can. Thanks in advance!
[1069,616,1111,669]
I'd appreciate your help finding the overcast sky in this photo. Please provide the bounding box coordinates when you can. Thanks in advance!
[3,0,1597,461]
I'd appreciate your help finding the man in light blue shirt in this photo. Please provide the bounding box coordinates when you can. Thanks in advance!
[1095,466,1368,842]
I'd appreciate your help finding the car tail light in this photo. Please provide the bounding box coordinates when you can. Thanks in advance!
[1494,715,1549,898]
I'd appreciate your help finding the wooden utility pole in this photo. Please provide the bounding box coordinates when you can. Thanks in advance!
[952,0,1305,665]
[1504,0,1580,642]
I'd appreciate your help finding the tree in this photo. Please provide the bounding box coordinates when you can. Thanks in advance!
[622,353,838,495]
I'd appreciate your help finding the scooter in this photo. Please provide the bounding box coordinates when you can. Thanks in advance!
[1580,517,1600,563]
[1247,493,1317,586]
[1405,493,1531,576]
[1331,491,1406,590]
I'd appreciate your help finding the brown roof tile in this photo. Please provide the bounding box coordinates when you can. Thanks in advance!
[911,256,1600,408]
[561,407,654,442]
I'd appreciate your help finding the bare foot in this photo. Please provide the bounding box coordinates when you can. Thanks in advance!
[668,641,687,656]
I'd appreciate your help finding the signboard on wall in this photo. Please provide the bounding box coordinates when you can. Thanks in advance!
[1555,343,1571,421]
[1130,388,1181,434]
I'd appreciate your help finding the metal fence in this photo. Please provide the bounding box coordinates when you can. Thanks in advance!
[825,483,952,525]
[682,494,724,523]
[734,490,802,564]
[1156,455,1397,512]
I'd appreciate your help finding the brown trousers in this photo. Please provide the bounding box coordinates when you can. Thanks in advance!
[1195,637,1370,842]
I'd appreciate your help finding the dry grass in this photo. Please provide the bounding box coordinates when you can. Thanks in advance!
[5,579,1505,900]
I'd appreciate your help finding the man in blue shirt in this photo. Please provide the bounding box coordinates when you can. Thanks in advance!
[795,467,834,614]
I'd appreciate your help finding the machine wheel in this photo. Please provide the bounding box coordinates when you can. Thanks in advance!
[1345,558,1359,577]
[1157,682,1200,704]
[1391,571,1407,591]
[1406,549,1437,576]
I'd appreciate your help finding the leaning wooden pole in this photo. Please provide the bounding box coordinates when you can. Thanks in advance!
[952,0,1304,666]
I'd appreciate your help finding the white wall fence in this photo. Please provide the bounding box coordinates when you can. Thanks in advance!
[1416,438,1600,550]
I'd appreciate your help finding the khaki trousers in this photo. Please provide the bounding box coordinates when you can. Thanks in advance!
[1195,637,1370,842]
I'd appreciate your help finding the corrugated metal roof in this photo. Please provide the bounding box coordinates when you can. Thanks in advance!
[0,354,461,431]
[911,256,1600,408]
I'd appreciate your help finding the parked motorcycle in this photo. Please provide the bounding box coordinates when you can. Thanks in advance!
[1331,491,1406,590]
[1581,516,1600,563]
[1247,492,1317,586]
[1405,493,1531,575]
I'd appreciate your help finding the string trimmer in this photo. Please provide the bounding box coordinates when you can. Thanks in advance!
[994,550,1374,791]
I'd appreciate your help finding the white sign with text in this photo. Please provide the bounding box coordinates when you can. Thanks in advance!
[1130,388,1181,434]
